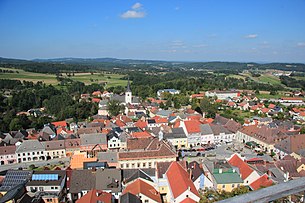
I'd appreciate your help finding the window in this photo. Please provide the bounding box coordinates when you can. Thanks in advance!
[132,163,135,168]
[137,163,140,168]
[110,144,112,147]
[148,162,152,168]
[28,153,30,156]
[126,164,129,168]
[51,187,54,189]
[222,185,225,189]
[143,163,146,167]
[145,200,149,203]
[23,153,25,156]
[232,184,235,188]
[32,152,35,155]
[55,187,58,189]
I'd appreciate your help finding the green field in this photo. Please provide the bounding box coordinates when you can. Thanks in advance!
[0,67,127,87]
[257,74,282,85]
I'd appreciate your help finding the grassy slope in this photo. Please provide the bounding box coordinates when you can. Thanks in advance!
[0,67,127,87]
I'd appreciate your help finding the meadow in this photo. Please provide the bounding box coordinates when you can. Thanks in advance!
[0,67,127,87]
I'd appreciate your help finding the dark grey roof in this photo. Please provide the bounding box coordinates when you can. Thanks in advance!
[26,170,66,187]
[0,183,26,203]
[69,170,96,194]
[164,127,187,139]
[42,140,65,150]
[126,78,131,92]
[107,131,119,140]
[156,110,172,117]
[122,168,155,180]
[80,133,107,146]
[97,151,118,163]
[95,169,122,193]
[124,169,153,184]
[0,170,32,191]
[200,124,213,135]
[120,192,141,203]
[83,161,108,169]
[148,119,156,124]
[16,140,45,153]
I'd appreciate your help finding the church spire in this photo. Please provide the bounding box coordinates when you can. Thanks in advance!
[126,77,131,92]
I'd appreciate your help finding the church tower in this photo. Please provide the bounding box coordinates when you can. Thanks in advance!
[125,77,132,104]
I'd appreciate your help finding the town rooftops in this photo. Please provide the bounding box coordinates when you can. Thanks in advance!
[80,133,107,146]
[119,138,176,160]
[42,140,65,151]
[76,189,111,203]
[228,154,254,180]
[274,134,305,154]
[16,140,45,153]
[69,170,96,194]
[0,170,32,191]
[166,161,199,199]
[26,170,66,187]
[0,145,16,155]
[184,120,201,134]
[123,179,162,203]
[164,127,187,139]
[213,172,244,184]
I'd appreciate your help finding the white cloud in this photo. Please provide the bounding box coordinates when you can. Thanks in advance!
[121,2,146,19]
[132,2,142,10]
[175,6,180,10]
[244,34,258,39]
[121,10,146,18]
[297,42,305,47]
[161,49,177,53]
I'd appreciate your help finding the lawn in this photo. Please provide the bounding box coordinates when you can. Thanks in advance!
[257,74,282,85]
[0,67,127,87]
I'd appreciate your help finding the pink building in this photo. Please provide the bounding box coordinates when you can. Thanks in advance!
[0,145,16,165]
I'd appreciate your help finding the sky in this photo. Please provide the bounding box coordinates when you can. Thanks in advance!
[0,0,305,63]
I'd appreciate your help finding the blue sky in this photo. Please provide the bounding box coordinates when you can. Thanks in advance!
[0,0,305,63]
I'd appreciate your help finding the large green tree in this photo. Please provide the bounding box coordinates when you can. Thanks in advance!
[107,100,124,117]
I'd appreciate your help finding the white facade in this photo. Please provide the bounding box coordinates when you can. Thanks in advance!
[108,136,121,149]
[205,91,240,100]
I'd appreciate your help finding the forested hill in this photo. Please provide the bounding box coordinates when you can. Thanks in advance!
[1,57,305,73]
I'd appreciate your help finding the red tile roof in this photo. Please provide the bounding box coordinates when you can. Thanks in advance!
[166,162,199,199]
[135,120,147,129]
[228,154,254,180]
[250,174,273,190]
[51,120,67,128]
[92,91,102,96]
[123,179,162,203]
[281,97,303,101]
[92,98,101,103]
[76,189,111,203]
[191,93,205,98]
[131,131,152,138]
[180,198,197,203]
[184,120,201,134]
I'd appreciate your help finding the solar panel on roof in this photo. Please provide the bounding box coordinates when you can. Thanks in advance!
[32,174,58,181]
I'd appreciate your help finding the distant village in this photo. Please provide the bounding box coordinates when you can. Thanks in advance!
[0,81,305,203]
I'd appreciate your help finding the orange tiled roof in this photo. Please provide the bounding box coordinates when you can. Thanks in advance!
[76,189,111,203]
[250,174,273,190]
[166,162,199,199]
[184,120,201,134]
[131,131,152,138]
[51,120,67,128]
[123,179,162,203]
[70,152,97,169]
[135,120,147,129]
[228,154,253,180]
[92,98,101,103]
[180,198,197,203]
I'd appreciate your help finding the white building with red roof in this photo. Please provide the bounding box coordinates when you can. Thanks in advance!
[166,162,200,203]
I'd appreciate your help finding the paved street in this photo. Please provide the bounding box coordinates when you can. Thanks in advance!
[182,141,274,163]
[0,157,71,172]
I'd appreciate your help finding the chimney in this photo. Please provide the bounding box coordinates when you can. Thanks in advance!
[219,168,223,174]
[189,169,193,180]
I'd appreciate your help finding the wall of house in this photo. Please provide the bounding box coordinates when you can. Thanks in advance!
[201,134,214,144]
[119,157,176,169]
[244,171,260,185]
[216,182,243,192]
[16,150,46,163]
[108,137,121,149]
[46,149,66,159]
[0,154,16,165]
[167,138,187,149]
